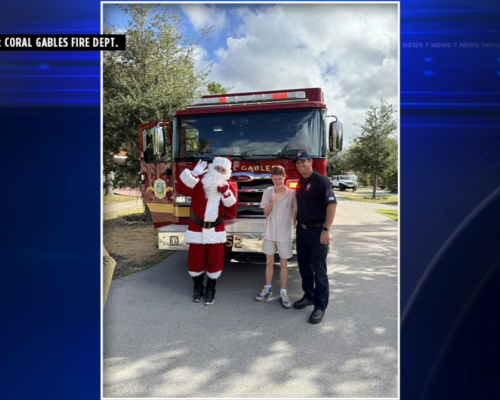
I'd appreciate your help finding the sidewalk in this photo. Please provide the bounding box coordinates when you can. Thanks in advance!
[104,199,144,214]
[113,187,141,197]
[104,187,144,215]
[103,187,143,215]
[336,186,398,196]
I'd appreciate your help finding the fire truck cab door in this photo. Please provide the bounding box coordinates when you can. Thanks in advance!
[139,120,175,229]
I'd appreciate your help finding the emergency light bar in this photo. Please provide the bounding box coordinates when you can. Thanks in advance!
[190,91,306,106]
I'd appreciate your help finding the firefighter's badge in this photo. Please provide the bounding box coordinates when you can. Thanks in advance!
[154,179,167,199]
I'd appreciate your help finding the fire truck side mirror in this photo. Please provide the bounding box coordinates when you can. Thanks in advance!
[329,121,343,152]
[152,126,165,156]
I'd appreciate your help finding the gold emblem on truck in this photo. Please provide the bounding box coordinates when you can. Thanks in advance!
[154,179,167,199]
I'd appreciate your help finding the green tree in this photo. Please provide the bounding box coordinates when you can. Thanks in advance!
[327,150,351,177]
[207,81,230,95]
[103,4,217,193]
[348,99,398,199]
[383,137,398,193]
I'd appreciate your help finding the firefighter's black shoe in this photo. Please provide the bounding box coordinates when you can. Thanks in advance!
[293,296,314,309]
[204,277,217,306]
[309,309,325,324]
[192,275,204,303]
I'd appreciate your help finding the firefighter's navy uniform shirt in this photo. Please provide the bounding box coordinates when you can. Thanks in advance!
[296,171,337,225]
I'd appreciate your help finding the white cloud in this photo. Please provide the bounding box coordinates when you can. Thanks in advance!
[201,4,399,144]
[181,4,227,32]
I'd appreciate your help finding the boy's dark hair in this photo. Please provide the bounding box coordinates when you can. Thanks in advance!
[271,166,286,176]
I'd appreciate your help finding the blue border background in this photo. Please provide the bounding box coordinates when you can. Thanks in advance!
[1,1,499,399]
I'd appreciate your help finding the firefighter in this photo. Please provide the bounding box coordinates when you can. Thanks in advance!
[176,157,238,305]
[293,150,338,324]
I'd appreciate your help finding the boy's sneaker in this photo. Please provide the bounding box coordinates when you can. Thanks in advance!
[255,285,272,301]
[280,289,291,309]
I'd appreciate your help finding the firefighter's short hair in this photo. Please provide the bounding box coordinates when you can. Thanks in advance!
[271,166,286,176]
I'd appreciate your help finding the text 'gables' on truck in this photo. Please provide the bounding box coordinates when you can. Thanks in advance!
[138,87,343,256]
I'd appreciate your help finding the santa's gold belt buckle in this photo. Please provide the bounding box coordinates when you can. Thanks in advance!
[203,221,211,229]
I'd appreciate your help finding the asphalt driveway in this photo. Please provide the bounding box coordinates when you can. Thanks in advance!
[103,197,398,398]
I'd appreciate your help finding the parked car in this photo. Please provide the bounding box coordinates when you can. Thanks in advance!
[331,175,358,191]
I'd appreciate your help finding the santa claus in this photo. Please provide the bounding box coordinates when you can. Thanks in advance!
[176,157,238,305]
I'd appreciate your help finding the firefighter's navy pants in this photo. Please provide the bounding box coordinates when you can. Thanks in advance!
[296,225,329,311]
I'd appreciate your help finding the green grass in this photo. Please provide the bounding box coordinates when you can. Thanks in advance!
[338,193,398,204]
[352,190,390,194]
[376,209,398,221]
[104,207,145,221]
[103,195,141,206]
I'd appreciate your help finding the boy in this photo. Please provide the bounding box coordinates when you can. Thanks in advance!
[255,166,297,308]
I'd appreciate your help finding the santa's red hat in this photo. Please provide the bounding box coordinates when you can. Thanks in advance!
[212,156,232,172]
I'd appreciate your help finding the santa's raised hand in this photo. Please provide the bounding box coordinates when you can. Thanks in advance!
[217,184,229,195]
[191,160,208,176]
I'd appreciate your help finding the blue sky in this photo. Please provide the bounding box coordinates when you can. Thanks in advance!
[103,4,266,64]
[103,3,399,143]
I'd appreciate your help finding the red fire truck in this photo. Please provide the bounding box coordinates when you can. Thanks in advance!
[138,87,343,258]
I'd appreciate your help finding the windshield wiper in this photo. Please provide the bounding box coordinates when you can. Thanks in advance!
[230,155,261,166]
[259,153,296,160]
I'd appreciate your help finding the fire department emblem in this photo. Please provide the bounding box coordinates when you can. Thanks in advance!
[306,183,311,191]
[154,179,166,199]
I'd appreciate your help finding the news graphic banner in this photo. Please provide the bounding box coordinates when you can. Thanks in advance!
[0,35,125,50]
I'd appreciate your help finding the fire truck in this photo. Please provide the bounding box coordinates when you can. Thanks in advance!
[138,87,343,259]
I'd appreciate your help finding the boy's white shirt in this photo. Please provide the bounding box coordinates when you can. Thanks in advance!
[260,186,297,242]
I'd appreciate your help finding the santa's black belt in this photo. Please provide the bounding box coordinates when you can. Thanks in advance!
[190,211,224,229]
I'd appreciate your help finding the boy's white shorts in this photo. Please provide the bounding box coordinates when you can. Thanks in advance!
[262,240,293,259]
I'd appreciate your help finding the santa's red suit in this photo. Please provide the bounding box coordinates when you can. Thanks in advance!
[176,157,238,305]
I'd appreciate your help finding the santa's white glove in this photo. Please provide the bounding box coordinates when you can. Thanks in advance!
[191,160,208,177]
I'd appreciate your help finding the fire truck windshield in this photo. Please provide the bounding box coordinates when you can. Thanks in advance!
[174,108,326,159]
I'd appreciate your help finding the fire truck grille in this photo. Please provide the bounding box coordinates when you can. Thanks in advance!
[236,178,273,217]
[224,218,266,233]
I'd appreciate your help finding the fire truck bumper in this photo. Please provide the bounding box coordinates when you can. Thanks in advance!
[158,226,190,250]
[158,219,297,253]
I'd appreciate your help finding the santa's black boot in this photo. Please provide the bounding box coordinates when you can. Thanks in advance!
[203,278,217,306]
[192,275,204,303]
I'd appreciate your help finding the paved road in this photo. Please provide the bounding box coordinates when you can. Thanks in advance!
[103,198,398,398]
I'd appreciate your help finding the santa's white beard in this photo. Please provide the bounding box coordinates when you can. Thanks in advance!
[202,167,230,200]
